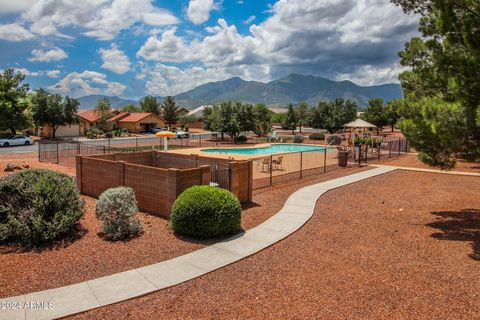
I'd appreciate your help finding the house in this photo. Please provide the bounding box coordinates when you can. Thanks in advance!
[78,109,120,135]
[110,112,165,133]
[175,107,190,116]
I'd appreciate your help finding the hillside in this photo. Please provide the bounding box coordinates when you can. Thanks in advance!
[77,95,139,110]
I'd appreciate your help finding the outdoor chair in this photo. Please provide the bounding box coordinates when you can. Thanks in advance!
[273,155,284,170]
[257,157,272,172]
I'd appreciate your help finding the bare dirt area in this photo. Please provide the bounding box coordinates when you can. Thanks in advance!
[380,153,480,173]
[71,170,480,320]
[0,162,365,297]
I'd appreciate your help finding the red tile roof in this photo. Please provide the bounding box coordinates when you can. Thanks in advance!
[118,112,161,123]
[77,110,102,123]
[78,109,119,123]
[109,112,130,122]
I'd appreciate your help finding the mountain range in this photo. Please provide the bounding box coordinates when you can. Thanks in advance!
[77,74,402,110]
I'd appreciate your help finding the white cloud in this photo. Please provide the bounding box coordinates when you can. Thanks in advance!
[137,0,418,94]
[243,15,256,25]
[21,0,179,41]
[29,47,68,62]
[46,70,61,78]
[99,44,131,74]
[187,0,216,25]
[49,70,127,97]
[143,63,271,96]
[0,23,35,41]
[0,0,35,13]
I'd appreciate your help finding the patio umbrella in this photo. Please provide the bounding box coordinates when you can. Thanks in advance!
[155,131,175,151]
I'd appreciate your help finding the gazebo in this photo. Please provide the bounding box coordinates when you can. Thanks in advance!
[344,119,377,129]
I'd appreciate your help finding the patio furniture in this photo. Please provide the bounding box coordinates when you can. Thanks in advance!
[273,155,284,170]
[257,157,272,172]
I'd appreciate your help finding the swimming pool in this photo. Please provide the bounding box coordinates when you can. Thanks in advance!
[202,144,332,155]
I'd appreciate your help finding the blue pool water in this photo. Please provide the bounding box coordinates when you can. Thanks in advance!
[202,144,332,155]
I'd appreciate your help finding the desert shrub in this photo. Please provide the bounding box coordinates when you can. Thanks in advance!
[235,135,248,144]
[354,137,365,145]
[0,169,84,246]
[85,127,103,139]
[105,131,113,138]
[95,187,143,241]
[327,135,342,145]
[309,133,325,140]
[170,186,241,239]
[293,134,305,143]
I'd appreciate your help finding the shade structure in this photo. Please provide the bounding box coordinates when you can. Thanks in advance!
[344,119,377,128]
[155,131,176,137]
[155,131,176,151]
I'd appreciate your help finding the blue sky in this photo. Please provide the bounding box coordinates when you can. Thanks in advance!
[0,0,419,99]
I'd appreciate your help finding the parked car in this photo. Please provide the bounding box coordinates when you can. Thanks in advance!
[175,130,190,139]
[0,135,33,147]
[151,127,167,133]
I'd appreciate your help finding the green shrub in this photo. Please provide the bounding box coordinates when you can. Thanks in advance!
[170,186,241,239]
[293,134,305,143]
[85,127,103,139]
[235,135,248,144]
[327,135,342,145]
[309,133,325,140]
[105,131,113,138]
[95,187,143,241]
[0,169,84,246]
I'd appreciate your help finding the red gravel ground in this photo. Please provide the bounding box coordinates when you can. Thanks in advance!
[0,157,75,177]
[0,162,364,297]
[380,153,480,173]
[70,170,480,320]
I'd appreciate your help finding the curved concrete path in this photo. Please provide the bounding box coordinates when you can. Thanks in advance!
[0,166,395,320]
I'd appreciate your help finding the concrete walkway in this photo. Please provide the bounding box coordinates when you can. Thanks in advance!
[0,166,396,320]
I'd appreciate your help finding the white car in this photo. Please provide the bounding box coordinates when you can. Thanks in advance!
[0,135,34,147]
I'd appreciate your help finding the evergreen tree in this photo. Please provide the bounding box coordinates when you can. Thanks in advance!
[362,99,388,134]
[392,0,480,167]
[161,96,178,130]
[284,104,298,135]
[140,96,160,115]
[296,102,309,133]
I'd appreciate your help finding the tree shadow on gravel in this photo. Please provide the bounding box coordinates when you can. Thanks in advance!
[0,223,88,254]
[427,209,480,261]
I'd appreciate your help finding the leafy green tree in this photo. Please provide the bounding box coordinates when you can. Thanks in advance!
[161,96,178,130]
[253,104,272,137]
[386,99,401,132]
[140,96,160,115]
[95,98,112,131]
[392,0,480,167]
[31,89,79,139]
[0,68,31,134]
[121,104,141,112]
[309,99,357,133]
[271,112,287,125]
[283,104,298,135]
[178,114,197,131]
[362,98,388,134]
[296,102,309,133]
[236,102,255,134]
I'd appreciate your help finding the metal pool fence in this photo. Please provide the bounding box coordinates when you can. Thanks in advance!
[38,134,219,166]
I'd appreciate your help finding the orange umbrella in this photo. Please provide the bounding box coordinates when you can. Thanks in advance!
[155,131,175,151]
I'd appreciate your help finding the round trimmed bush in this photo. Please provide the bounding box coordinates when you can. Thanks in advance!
[235,135,248,144]
[309,133,325,140]
[293,134,305,143]
[0,169,84,246]
[95,187,143,241]
[170,186,241,238]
